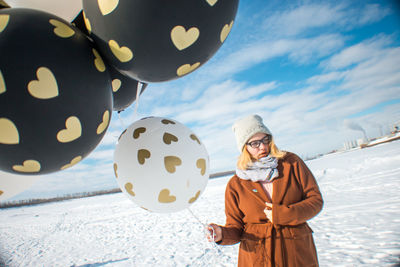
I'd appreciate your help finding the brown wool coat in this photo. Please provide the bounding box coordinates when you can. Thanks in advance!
[218,152,323,267]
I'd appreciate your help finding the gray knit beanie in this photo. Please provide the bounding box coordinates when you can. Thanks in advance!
[232,114,272,152]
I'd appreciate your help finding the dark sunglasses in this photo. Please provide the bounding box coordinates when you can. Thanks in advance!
[246,135,271,148]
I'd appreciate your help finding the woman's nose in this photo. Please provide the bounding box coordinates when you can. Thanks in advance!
[259,142,267,149]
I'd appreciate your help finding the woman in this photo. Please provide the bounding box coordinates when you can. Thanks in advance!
[207,114,323,267]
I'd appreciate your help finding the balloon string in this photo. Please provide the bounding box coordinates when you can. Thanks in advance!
[117,111,127,130]
[186,207,223,252]
[133,82,143,120]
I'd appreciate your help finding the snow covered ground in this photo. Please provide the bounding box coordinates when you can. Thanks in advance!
[0,140,399,266]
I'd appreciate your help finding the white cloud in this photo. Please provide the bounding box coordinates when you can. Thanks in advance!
[261,2,390,37]
[321,34,394,70]
[262,3,347,37]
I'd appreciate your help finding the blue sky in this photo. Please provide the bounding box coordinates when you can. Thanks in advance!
[4,0,400,201]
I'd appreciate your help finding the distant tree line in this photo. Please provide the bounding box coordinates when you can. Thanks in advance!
[0,188,122,209]
[0,172,235,209]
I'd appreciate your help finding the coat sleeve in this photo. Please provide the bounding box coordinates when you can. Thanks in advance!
[218,178,244,245]
[273,155,323,226]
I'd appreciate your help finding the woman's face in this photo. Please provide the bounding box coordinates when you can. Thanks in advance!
[246,132,270,159]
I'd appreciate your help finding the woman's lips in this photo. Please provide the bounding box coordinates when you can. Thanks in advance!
[258,152,267,158]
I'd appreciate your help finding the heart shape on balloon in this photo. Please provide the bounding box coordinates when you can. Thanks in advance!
[83,11,92,33]
[190,134,201,145]
[61,156,82,170]
[125,182,136,196]
[133,127,146,139]
[98,0,119,15]
[92,49,106,72]
[113,163,118,178]
[137,149,151,164]
[0,70,5,94]
[164,156,182,173]
[57,116,82,143]
[0,14,9,33]
[109,40,133,62]
[206,0,218,6]
[220,20,233,43]
[12,159,41,173]
[49,19,75,38]
[161,119,175,125]
[0,118,19,145]
[28,67,59,99]
[177,62,200,77]
[188,190,201,203]
[96,110,110,134]
[112,79,122,92]
[158,189,176,203]
[163,133,178,145]
[196,158,207,175]
[170,26,200,51]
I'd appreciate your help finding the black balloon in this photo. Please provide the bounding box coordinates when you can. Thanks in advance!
[82,0,239,83]
[0,8,113,175]
[109,66,147,112]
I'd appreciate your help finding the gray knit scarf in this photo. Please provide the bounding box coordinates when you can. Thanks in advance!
[236,155,279,182]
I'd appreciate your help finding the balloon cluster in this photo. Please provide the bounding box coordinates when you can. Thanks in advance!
[0,0,238,208]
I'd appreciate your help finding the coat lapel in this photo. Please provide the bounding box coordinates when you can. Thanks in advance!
[272,159,289,204]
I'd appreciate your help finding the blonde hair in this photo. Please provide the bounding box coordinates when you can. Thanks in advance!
[237,137,286,170]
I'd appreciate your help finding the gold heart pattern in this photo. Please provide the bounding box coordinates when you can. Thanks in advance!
[12,159,41,173]
[161,119,175,125]
[93,49,106,72]
[112,79,122,92]
[109,40,133,63]
[177,62,200,77]
[98,0,119,16]
[188,190,201,203]
[113,163,118,178]
[220,20,234,43]
[97,110,110,134]
[158,189,176,203]
[190,134,201,145]
[125,183,136,197]
[137,149,151,165]
[83,11,92,34]
[0,14,10,33]
[49,19,75,38]
[206,0,218,6]
[133,127,146,139]
[196,158,207,176]
[61,156,82,170]
[27,67,59,99]
[170,25,200,51]
[0,70,6,94]
[164,156,182,173]
[125,182,136,197]
[163,132,178,145]
[57,116,82,143]
[0,118,19,144]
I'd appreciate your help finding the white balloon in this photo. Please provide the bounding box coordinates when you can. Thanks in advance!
[114,117,209,213]
[0,171,41,201]
[6,0,82,21]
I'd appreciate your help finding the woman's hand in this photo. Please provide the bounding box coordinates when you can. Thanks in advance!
[264,202,273,223]
[207,223,222,243]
